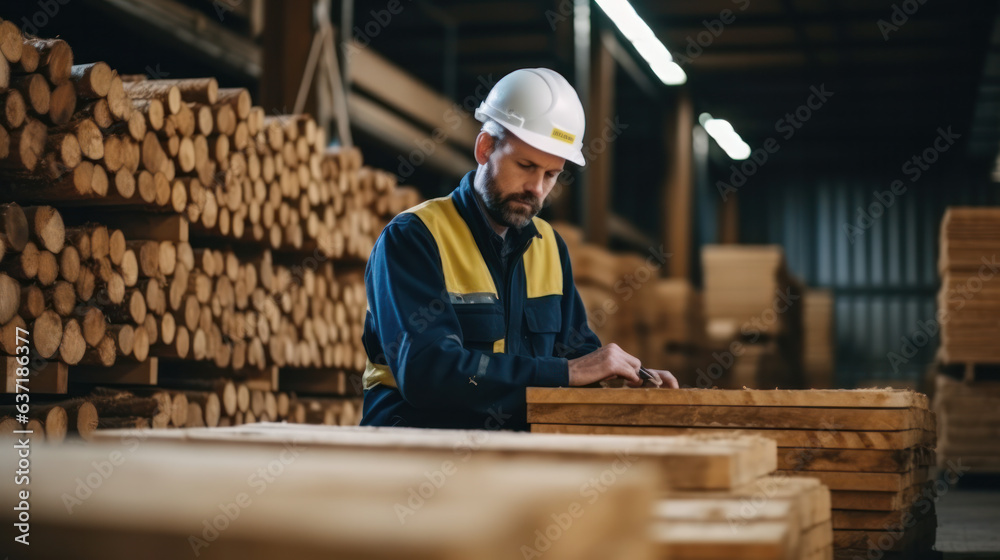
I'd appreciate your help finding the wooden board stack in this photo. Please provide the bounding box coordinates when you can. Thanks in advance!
[527,387,938,559]
[3,433,657,560]
[701,245,804,388]
[93,423,798,559]
[0,21,423,416]
[933,373,1000,474]
[635,278,706,386]
[937,207,1000,365]
[803,290,835,389]
[552,221,707,383]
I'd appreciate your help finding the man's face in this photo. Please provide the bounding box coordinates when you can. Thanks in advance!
[476,132,565,229]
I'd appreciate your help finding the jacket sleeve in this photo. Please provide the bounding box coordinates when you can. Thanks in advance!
[365,216,569,416]
[552,230,603,360]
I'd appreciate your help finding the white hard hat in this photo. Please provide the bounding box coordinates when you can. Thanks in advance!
[474,68,586,166]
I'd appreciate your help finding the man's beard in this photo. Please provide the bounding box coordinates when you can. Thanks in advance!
[479,161,542,229]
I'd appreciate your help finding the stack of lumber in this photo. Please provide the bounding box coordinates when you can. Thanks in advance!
[527,387,938,559]
[0,21,425,408]
[803,290,835,389]
[635,278,706,386]
[553,222,708,381]
[701,245,804,388]
[95,423,798,558]
[936,207,1000,364]
[3,433,656,560]
[933,373,1000,474]
[657,475,832,560]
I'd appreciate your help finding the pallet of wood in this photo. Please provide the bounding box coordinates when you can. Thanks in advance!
[937,207,1000,365]
[701,245,804,388]
[2,434,657,560]
[702,245,797,336]
[933,373,1000,474]
[803,290,835,389]
[527,387,938,558]
[635,278,707,386]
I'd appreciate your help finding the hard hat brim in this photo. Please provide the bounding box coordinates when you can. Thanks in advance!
[494,120,586,167]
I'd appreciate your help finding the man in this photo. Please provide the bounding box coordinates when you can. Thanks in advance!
[361,68,677,431]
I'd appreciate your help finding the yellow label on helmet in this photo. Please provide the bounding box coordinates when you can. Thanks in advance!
[550,127,575,144]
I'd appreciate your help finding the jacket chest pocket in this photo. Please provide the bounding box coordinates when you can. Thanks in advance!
[523,296,562,357]
[453,303,505,354]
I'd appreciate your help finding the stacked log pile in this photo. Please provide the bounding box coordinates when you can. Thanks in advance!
[0,20,419,434]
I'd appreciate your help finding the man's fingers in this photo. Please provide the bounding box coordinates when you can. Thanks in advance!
[651,369,679,389]
[616,361,642,385]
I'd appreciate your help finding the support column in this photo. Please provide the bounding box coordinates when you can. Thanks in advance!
[261,0,315,116]
[663,88,693,279]
[584,32,615,246]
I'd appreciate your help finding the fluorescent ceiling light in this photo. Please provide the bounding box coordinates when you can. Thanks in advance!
[699,113,751,160]
[594,0,686,85]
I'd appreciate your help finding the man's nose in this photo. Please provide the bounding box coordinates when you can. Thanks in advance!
[524,174,545,198]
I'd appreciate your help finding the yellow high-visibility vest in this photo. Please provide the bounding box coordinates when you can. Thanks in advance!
[363,195,562,390]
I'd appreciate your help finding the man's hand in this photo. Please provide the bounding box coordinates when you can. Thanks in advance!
[567,344,680,388]
[568,343,642,386]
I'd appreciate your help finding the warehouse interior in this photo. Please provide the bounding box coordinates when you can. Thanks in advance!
[1,0,999,558]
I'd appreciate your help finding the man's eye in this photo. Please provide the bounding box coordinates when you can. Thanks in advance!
[519,162,533,169]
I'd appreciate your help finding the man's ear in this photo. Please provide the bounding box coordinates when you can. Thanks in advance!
[474,132,494,165]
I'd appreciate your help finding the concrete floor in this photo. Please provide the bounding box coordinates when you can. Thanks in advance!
[936,482,1000,559]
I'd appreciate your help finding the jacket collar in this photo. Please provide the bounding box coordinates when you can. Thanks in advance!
[452,170,541,251]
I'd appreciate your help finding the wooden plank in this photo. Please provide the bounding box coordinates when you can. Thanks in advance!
[671,475,831,528]
[346,43,478,151]
[530,424,931,449]
[779,469,928,492]
[829,484,924,512]
[527,403,922,431]
[347,92,475,178]
[238,366,278,392]
[0,439,656,560]
[526,387,929,409]
[92,423,779,490]
[803,520,833,553]
[72,357,158,385]
[279,368,346,395]
[777,448,931,474]
[4,356,68,393]
[98,213,188,243]
[653,521,792,560]
[832,508,917,531]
